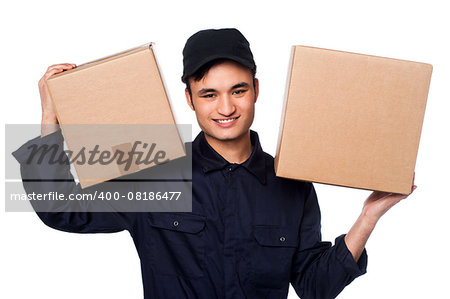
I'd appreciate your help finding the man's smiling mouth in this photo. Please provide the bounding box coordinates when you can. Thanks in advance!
[213,116,240,124]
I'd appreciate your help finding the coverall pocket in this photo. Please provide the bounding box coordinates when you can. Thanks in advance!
[251,225,299,289]
[148,213,206,279]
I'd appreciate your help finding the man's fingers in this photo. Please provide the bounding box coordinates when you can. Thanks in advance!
[367,190,390,201]
[389,187,417,201]
[49,64,76,72]
[43,65,76,80]
[47,63,76,71]
[369,183,417,202]
[41,64,76,83]
[43,68,64,80]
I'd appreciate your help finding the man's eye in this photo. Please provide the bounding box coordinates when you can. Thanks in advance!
[233,89,247,95]
[201,94,216,98]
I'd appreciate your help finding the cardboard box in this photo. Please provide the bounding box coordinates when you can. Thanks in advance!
[46,44,185,188]
[275,46,432,194]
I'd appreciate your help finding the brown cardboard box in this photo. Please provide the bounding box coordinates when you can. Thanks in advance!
[46,44,186,188]
[275,46,432,194]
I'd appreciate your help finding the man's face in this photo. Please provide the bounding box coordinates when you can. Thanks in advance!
[185,60,259,146]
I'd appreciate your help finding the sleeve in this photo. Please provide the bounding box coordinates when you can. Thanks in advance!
[290,183,368,299]
[12,129,134,234]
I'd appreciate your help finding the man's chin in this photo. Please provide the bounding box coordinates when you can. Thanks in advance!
[204,130,249,143]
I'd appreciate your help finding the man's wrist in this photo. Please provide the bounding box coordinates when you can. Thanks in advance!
[41,112,58,124]
[41,113,59,137]
[357,213,377,232]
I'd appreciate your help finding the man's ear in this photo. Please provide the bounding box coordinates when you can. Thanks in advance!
[254,78,259,103]
[185,88,195,111]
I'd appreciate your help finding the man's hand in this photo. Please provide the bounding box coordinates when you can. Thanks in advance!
[344,182,416,262]
[39,63,76,136]
[361,184,417,228]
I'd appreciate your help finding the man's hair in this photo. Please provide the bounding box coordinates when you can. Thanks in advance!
[182,59,257,103]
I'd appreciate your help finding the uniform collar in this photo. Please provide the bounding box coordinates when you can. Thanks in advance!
[193,130,267,185]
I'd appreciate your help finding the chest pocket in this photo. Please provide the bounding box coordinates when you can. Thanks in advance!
[251,225,299,289]
[148,213,206,279]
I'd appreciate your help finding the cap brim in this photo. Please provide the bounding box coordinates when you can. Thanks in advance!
[186,54,254,78]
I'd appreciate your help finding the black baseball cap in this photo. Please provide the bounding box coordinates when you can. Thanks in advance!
[182,28,256,83]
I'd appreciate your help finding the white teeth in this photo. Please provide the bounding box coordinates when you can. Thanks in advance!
[216,118,237,124]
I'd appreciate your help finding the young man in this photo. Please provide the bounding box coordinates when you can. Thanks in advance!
[13,28,415,299]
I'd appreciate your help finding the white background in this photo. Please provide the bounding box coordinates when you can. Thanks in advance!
[1,1,449,298]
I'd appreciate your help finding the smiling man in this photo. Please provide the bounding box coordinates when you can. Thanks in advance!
[13,28,415,299]
[176,28,416,298]
[185,58,257,163]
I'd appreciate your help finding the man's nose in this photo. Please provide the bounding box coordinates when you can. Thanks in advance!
[217,95,236,116]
